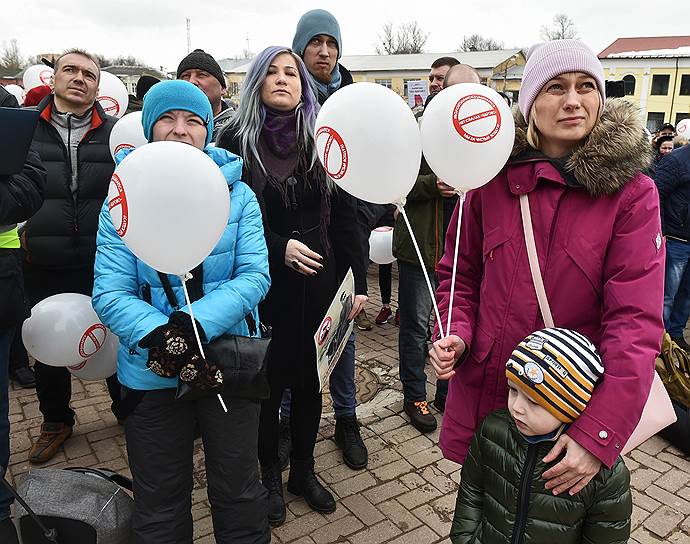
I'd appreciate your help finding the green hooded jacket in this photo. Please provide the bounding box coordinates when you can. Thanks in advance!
[451,410,631,544]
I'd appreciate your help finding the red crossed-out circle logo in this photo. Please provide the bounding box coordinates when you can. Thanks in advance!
[78,323,107,359]
[452,94,502,143]
[316,126,348,180]
[114,143,135,155]
[68,360,88,371]
[39,70,53,84]
[317,317,333,346]
[98,95,120,116]
[108,173,129,237]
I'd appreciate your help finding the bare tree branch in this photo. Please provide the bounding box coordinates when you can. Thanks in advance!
[0,39,24,71]
[459,34,505,52]
[540,14,578,41]
[375,21,429,55]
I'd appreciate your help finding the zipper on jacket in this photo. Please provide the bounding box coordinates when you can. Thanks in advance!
[510,443,538,544]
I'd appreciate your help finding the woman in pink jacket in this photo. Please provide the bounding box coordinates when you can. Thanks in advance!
[430,40,664,496]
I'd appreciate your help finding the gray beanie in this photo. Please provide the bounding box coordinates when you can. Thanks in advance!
[292,9,342,59]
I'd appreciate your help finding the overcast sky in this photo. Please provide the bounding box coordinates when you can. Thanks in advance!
[3,0,682,72]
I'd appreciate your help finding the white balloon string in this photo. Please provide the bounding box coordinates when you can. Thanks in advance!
[180,274,228,413]
[446,191,465,338]
[397,205,445,339]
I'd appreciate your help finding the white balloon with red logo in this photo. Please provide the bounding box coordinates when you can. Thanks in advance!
[109,111,147,160]
[677,119,690,137]
[68,330,119,381]
[369,227,396,264]
[314,82,421,205]
[98,72,129,118]
[107,141,230,275]
[22,293,110,367]
[421,83,515,192]
[23,64,54,91]
[4,84,25,105]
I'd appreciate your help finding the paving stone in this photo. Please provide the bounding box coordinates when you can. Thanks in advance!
[311,515,363,543]
[273,511,329,542]
[657,469,690,493]
[646,485,690,515]
[340,495,385,526]
[412,503,451,537]
[643,505,685,538]
[387,524,441,544]
[347,519,402,544]
[377,499,423,532]
[362,479,409,504]
[631,450,673,473]
[371,458,414,481]
[631,468,663,492]
[330,471,377,498]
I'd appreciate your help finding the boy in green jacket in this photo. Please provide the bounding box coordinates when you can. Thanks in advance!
[451,328,631,544]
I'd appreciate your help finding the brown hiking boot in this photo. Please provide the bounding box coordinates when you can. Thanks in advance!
[29,423,73,464]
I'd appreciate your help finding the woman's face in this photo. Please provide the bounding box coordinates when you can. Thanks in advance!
[660,141,674,155]
[531,72,600,158]
[152,110,207,150]
[260,52,302,112]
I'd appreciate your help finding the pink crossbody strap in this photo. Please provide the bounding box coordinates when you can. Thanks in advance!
[519,194,555,328]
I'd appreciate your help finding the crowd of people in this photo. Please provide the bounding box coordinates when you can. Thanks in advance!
[1,7,689,544]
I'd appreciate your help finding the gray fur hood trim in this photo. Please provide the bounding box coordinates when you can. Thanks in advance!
[511,98,654,197]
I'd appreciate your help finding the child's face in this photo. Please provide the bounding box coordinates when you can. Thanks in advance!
[507,382,563,436]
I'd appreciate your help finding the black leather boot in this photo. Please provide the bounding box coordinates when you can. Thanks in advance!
[334,415,368,469]
[261,462,286,526]
[287,457,336,513]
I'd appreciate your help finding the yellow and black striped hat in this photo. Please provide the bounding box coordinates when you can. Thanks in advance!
[505,328,604,423]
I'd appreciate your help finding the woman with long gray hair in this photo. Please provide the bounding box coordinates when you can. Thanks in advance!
[217,46,364,525]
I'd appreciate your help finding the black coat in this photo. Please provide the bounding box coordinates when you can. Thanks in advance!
[0,86,47,326]
[24,95,116,269]
[218,130,365,391]
[654,145,690,240]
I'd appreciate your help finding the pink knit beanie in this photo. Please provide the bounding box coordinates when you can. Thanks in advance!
[518,39,606,122]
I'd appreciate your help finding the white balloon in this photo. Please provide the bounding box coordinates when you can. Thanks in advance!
[315,82,421,205]
[109,111,147,160]
[369,227,396,265]
[22,294,109,367]
[421,83,515,192]
[107,141,231,275]
[98,72,129,118]
[4,84,25,105]
[22,64,53,91]
[68,331,119,381]
[677,119,690,137]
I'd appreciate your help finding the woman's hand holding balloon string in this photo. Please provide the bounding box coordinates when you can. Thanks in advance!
[429,335,466,380]
[285,239,323,276]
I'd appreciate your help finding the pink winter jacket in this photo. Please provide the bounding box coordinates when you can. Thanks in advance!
[435,99,664,469]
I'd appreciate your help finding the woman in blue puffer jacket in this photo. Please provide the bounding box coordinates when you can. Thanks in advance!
[92,80,271,544]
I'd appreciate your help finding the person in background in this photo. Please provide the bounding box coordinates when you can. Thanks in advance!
[0,84,46,544]
[450,329,631,544]
[655,135,675,163]
[177,49,233,141]
[93,80,271,543]
[217,45,366,525]
[125,74,160,114]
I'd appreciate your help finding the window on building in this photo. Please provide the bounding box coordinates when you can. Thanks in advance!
[622,74,636,96]
[680,74,690,96]
[229,82,240,96]
[647,112,666,132]
[651,74,670,95]
[375,79,392,89]
[403,79,415,96]
[676,113,689,126]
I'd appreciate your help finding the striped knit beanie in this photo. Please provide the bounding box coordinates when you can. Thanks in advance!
[505,328,604,423]
[518,39,606,122]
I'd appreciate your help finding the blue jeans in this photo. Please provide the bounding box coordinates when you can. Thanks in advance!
[663,239,690,337]
[280,333,357,419]
[398,261,434,402]
[0,327,15,519]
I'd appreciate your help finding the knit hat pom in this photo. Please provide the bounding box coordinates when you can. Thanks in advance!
[505,328,604,424]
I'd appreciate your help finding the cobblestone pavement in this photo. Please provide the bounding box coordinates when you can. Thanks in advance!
[6,264,690,543]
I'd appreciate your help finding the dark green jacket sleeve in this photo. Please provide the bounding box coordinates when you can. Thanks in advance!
[581,459,632,544]
[450,425,485,543]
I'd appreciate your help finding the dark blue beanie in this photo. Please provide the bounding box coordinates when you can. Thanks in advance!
[292,9,342,59]
[141,80,214,147]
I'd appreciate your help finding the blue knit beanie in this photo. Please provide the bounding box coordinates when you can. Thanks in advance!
[141,80,214,147]
[292,9,342,59]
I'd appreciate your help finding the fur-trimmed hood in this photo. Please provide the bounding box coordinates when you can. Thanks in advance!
[511,98,653,197]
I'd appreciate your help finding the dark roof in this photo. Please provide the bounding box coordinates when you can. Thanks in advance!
[599,36,690,58]
[102,65,167,79]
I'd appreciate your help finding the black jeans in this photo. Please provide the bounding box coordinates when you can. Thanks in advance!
[124,388,269,544]
[22,263,122,425]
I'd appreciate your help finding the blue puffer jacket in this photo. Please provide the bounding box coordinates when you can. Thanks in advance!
[92,146,270,390]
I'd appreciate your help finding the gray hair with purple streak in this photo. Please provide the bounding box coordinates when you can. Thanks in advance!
[227,46,320,173]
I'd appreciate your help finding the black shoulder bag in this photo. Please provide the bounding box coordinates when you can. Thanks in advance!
[158,270,271,401]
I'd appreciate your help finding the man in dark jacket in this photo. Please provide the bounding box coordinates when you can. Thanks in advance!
[0,85,46,544]
[22,49,120,465]
[289,9,370,471]
[655,144,690,350]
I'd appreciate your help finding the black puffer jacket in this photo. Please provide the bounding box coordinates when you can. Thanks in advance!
[451,410,631,544]
[654,144,690,240]
[24,95,116,269]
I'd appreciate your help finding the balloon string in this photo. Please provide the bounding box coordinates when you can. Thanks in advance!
[446,192,465,338]
[180,274,228,413]
[397,205,444,339]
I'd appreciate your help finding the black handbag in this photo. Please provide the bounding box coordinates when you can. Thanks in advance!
[157,270,271,401]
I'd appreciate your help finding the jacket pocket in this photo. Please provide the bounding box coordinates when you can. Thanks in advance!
[564,238,603,300]
[482,227,511,264]
[468,325,495,365]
